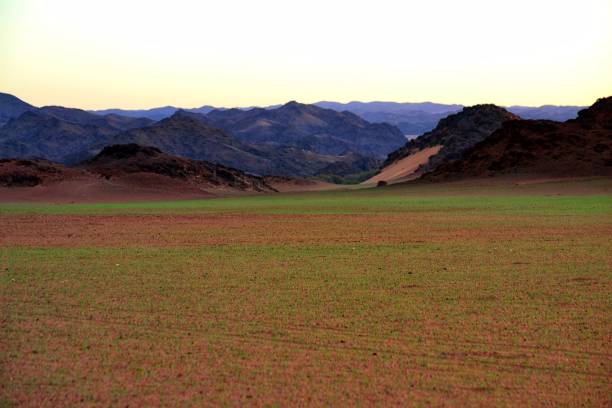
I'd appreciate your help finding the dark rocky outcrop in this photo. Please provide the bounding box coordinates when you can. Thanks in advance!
[80,144,276,192]
[383,105,520,173]
[423,97,612,180]
[0,158,81,187]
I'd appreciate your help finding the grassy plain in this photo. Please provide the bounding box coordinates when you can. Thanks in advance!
[1,179,611,406]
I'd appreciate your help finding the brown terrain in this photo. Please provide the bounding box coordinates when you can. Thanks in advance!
[0,144,350,202]
[0,158,83,187]
[424,97,612,181]
[0,144,281,202]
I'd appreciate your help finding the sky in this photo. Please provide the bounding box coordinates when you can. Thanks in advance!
[1,0,611,109]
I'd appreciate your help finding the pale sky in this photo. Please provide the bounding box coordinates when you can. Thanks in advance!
[1,0,611,109]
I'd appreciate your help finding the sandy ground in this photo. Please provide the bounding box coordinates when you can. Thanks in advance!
[0,176,217,203]
[0,175,343,203]
[363,145,442,185]
[265,178,342,193]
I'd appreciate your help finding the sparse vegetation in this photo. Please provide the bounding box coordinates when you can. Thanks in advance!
[1,179,611,406]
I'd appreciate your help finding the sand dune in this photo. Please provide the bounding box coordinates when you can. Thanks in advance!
[364,145,442,185]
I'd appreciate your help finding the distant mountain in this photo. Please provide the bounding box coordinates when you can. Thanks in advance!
[80,144,275,192]
[0,93,155,129]
[315,101,587,136]
[0,104,155,163]
[90,105,216,121]
[315,101,463,114]
[424,97,612,180]
[0,110,118,163]
[86,99,588,135]
[40,106,154,130]
[373,105,519,183]
[0,93,36,126]
[507,105,585,122]
[90,106,179,121]
[315,101,463,135]
[205,101,406,158]
[101,114,155,130]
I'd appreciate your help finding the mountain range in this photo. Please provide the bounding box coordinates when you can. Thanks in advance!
[1,91,609,187]
[89,99,586,136]
[0,93,397,178]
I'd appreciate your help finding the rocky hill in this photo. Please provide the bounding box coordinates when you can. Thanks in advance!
[80,144,276,192]
[376,105,519,183]
[0,158,83,187]
[423,97,612,180]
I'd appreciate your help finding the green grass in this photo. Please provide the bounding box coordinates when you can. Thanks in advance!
[1,179,611,405]
[1,186,610,216]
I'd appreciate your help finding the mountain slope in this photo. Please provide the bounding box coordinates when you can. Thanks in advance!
[205,101,406,158]
[104,111,381,178]
[0,92,36,126]
[424,97,612,180]
[0,110,118,163]
[0,107,392,178]
[377,105,519,183]
[103,111,275,174]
